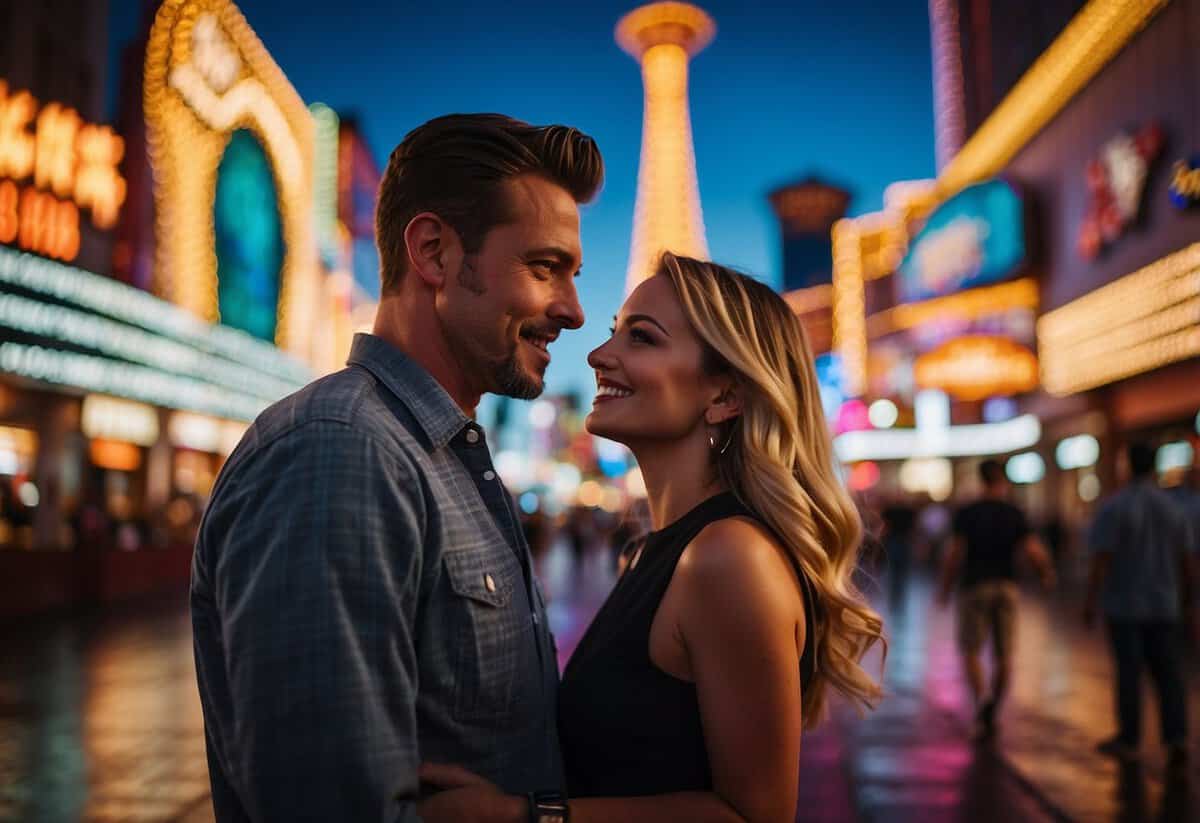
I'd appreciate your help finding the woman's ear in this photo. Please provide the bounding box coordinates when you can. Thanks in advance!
[705,383,742,426]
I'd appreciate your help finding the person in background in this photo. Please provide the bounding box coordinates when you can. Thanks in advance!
[939,459,1056,739]
[1085,441,1197,769]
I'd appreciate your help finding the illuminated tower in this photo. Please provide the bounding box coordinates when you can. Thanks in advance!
[616,2,715,293]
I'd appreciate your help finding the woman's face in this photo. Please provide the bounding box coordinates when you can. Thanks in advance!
[585,275,723,446]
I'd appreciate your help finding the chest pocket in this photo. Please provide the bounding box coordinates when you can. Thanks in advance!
[443,545,530,722]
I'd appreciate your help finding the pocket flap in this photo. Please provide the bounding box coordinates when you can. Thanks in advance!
[443,548,515,607]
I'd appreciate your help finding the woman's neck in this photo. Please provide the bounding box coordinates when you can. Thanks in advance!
[631,433,726,531]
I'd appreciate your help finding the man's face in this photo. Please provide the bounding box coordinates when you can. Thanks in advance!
[437,174,585,400]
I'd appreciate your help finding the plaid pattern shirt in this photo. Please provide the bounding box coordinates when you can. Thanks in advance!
[191,333,562,822]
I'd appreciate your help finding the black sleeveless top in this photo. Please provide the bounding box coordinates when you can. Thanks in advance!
[558,492,818,797]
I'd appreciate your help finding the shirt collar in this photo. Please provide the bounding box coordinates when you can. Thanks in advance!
[346,333,472,450]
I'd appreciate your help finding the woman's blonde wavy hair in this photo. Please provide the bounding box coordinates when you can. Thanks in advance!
[658,252,884,725]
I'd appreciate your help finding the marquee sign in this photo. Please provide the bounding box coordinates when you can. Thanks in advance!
[144,0,316,353]
[0,81,126,262]
[913,335,1039,401]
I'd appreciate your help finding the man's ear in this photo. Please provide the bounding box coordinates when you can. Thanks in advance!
[403,212,463,288]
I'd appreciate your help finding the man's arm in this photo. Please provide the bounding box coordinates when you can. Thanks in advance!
[1083,503,1114,628]
[199,422,425,822]
[938,535,964,605]
[1021,533,1057,589]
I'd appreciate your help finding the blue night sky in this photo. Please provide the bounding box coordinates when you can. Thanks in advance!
[109,0,935,403]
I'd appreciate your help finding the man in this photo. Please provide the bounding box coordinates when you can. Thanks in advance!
[939,459,1056,739]
[1085,441,1196,768]
[191,114,603,822]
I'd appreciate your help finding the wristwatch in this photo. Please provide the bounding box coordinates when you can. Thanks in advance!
[527,791,569,823]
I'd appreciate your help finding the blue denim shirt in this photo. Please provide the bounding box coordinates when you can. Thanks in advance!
[191,333,562,822]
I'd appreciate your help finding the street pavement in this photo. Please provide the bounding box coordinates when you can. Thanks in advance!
[1,542,1198,821]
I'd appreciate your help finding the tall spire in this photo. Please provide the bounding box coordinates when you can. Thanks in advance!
[616,2,715,294]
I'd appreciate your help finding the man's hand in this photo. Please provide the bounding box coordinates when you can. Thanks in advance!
[417,763,525,823]
[1184,605,1200,649]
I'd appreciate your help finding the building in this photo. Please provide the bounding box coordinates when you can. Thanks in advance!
[828,0,1200,537]
[0,0,332,616]
[770,178,851,355]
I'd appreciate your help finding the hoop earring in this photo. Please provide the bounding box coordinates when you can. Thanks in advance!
[709,426,736,455]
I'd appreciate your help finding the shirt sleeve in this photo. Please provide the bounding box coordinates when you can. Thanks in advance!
[1089,499,1117,556]
[1013,505,1032,538]
[951,506,966,537]
[197,421,426,822]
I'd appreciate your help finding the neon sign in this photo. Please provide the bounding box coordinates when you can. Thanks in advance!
[913,335,1038,401]
[1169,155,1200,209]
[897,178,1025,303]
[1078,123,1163,259]
[0,81,126,262]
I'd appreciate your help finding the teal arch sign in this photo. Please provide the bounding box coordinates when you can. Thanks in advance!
[214,129,283,342]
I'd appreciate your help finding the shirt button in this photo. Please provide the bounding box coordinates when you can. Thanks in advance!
[484,574,496,593]
[483,470,496,481]
[465,429,480,444]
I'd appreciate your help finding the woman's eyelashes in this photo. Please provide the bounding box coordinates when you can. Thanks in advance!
[607,325,655,345]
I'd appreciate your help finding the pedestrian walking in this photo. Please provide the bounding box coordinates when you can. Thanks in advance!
[939,459,1056,739]
[1084,441,1197,769]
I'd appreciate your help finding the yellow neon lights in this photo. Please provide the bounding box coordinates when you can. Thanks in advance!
[832,219,867,397]
[866,277,1039,337]
[782,284,832,316]
[1039,244,1200,395]
[914,335,1039,401]
[617,2,715,293]
[0,81,126,262]
[144,0,316,357]
[936,0,1168,198]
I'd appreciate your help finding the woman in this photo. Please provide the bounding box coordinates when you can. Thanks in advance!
[422,253,884,822]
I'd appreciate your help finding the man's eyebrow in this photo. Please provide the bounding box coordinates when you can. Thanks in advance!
[615,313,671,337]
[526,246,580,265]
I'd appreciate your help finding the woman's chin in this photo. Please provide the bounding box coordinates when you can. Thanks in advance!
[584,413,625,444]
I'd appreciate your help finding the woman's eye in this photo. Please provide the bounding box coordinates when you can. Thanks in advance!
[630,328,653,344]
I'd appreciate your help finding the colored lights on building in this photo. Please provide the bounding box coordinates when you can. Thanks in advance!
[617,2,714,293]
[1038,244,1200,396]
[913,335,1039,401]
[867,399,899,429]
[833,415,1041,463]
[898,457,953,501]
[144,0,317,355]
[1155,441,1195,475]
[1055,434,1100,470]
[1168,155,1200,208]
[0,80,127,262]
[935,0,1169,199]
[81,395,160,447]
[1005,451,1045,485]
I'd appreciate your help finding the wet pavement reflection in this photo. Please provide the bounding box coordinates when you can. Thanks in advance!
[1,544,1197,821]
